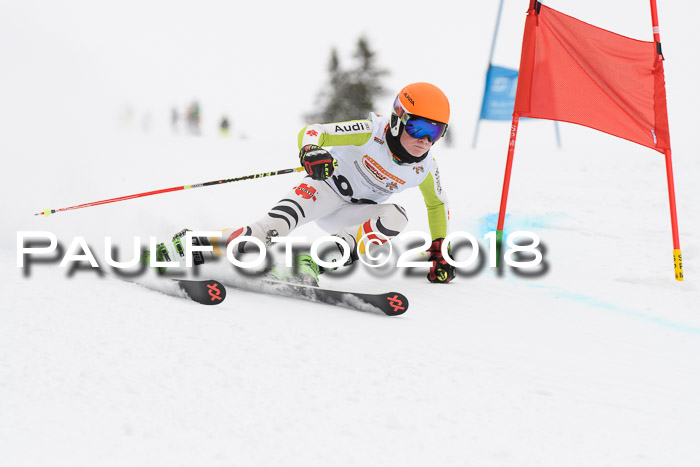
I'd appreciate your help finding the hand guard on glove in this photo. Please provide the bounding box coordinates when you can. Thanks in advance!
[427,238,456,284]
[299,144,338,180]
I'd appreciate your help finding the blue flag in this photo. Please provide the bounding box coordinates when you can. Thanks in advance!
[478,65,519,121]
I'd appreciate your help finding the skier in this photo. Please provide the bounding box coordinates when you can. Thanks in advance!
[157,82,455,285]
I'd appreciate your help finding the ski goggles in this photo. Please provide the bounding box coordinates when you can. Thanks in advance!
[404,117,448,142]
[393,95,448,142]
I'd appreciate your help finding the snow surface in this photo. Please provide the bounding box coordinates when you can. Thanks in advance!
[2,1,700,466]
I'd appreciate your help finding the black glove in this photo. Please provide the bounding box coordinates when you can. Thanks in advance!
[427,238,456,284]
[299,144,337,180]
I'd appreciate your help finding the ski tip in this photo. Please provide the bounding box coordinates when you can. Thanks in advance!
[204,280,227,305]
[383,292,408,316]
[176,279,227,305]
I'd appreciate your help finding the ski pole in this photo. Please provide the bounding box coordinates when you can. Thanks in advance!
[35,166,306,217]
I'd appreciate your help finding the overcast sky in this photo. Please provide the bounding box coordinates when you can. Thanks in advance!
[1,1,697,146]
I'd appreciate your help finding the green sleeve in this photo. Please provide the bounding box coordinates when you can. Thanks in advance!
[419,172,448,240]
[298,120,373,150]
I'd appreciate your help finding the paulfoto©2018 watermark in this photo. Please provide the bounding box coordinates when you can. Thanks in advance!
[16,230,546,276]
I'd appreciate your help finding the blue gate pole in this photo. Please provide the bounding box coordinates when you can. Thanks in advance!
[473,0,506,148]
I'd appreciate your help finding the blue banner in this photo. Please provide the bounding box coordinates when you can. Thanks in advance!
[478,65,518,121]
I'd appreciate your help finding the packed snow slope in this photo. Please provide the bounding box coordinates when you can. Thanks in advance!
[2,1,700,466]
[2,122,699,466]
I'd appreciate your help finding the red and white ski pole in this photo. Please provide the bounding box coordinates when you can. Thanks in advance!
[35,166,305,217]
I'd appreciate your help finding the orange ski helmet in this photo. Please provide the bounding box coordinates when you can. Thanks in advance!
[390,82,450,141]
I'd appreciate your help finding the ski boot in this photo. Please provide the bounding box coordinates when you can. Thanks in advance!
[268,254,322,287]
[141,241,173,275]
[141,228,213,275]
[266,237,357,286]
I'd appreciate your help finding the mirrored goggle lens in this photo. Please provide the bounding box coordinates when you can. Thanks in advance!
[404,117,447,142]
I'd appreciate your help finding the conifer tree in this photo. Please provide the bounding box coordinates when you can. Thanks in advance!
[308,36,388,123]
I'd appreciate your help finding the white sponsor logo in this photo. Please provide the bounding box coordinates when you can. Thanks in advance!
[333,122,370,133]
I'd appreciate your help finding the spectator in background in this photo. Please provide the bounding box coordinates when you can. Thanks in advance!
[171,107,180,134]
[186,101,201,135]
[219,116,230,137]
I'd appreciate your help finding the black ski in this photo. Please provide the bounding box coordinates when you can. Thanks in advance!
[174,279,227,305]
[139,276,405,315]
[228,280,408,316]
